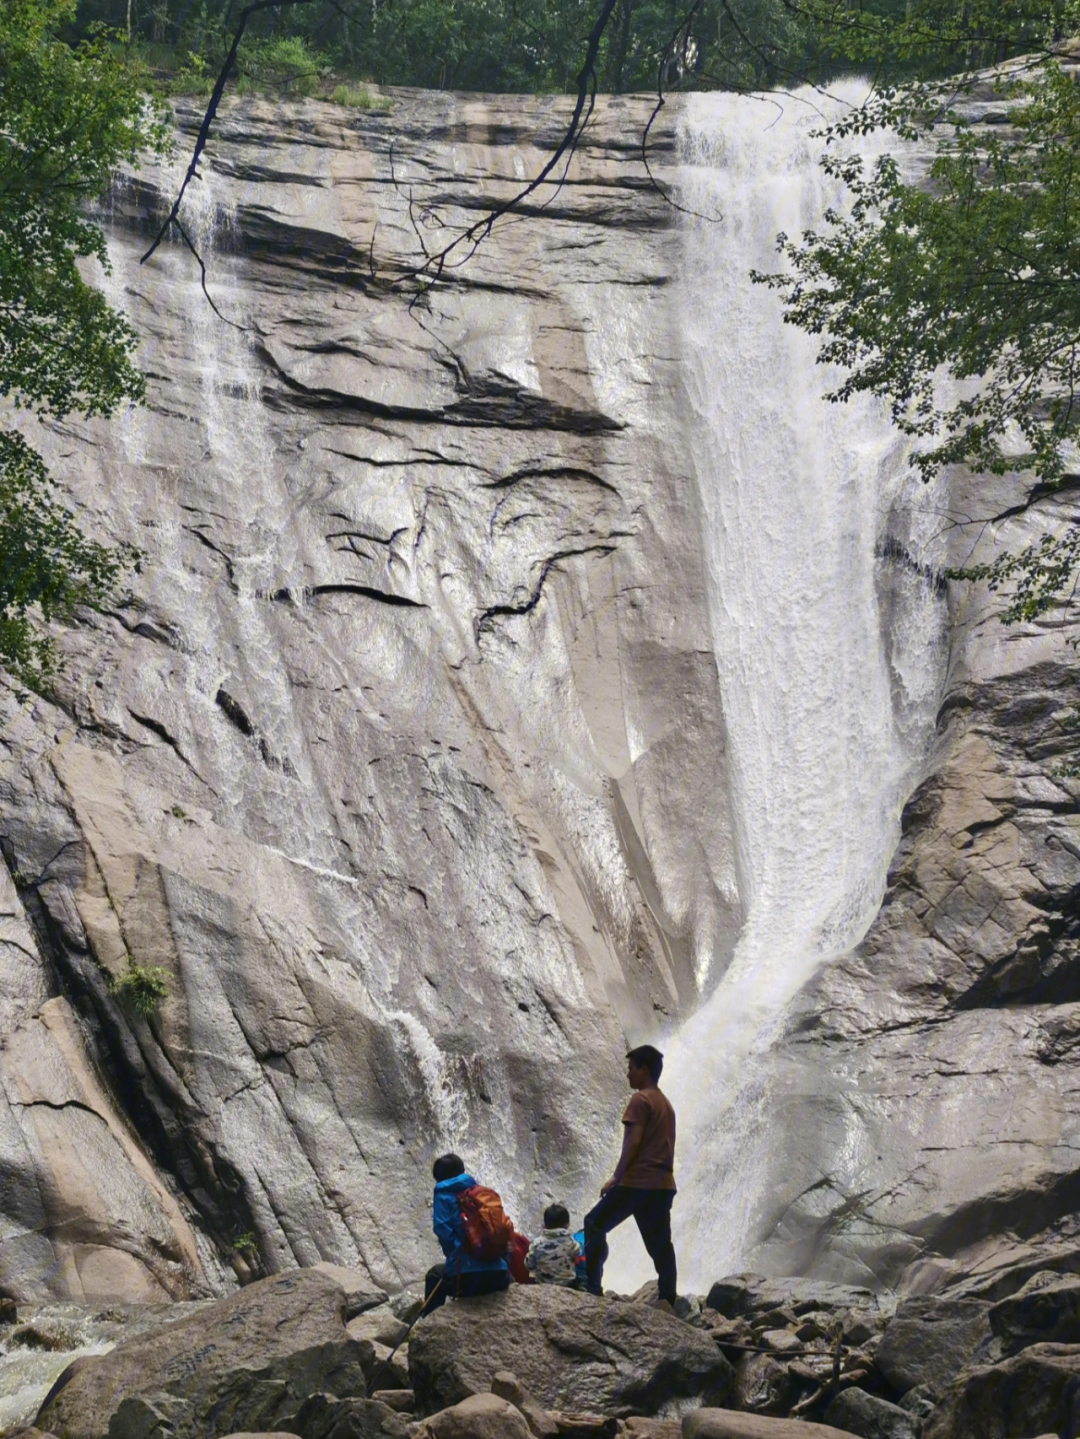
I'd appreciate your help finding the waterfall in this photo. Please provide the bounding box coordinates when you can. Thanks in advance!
[607,86,948,1289]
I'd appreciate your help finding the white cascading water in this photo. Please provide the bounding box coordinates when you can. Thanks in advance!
[604,86,948,1289]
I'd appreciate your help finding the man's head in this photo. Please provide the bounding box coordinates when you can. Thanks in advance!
[543,1202,570,1230]
[432,1152,465,1182]
[626,1044,664,1087]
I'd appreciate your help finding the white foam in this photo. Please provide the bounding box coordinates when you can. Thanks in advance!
[609,85,947,1289]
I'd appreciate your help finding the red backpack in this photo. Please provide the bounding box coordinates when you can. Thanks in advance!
[458,1185,514,1262]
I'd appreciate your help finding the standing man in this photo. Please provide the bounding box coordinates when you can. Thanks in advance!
[584,1045,677,1304]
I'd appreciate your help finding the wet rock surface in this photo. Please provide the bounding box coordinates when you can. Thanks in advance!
[0,75,1079,1364]
[35,1270,365,1439]
[921,1341,1080,1439]
[0,86,733,1303]
[872,1297,991,1399]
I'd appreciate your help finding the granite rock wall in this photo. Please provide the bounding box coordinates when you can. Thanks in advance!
[0,89,737,1300]
[2,84,1078,1304]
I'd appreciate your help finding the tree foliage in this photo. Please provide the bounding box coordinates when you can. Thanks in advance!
[0,0,162,689]
[72,0,912,96]
[755,0,1080,624]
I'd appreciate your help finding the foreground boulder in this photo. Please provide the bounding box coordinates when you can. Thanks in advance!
[290,1395,410,1439]
[822,1390,915,1439]
[682,1409,859,1439]
[872,1296,991,1398]
[987,1270,1080,1352]
[36,1270,367,1439]
[922,1342,1080,1439]
[704,1277,882,1324]
[407,1288,732,1417]
[414,1395,533,1439]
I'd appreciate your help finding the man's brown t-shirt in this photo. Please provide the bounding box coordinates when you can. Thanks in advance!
[621,1086,677,1190]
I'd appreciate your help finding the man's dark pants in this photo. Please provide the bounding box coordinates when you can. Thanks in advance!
[423,1262,510,1311]
[583,1187,676,1303]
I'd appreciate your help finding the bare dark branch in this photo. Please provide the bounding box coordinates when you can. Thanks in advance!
[141,0,319,266]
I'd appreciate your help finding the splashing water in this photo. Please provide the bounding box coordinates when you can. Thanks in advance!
[605,87,949,1289]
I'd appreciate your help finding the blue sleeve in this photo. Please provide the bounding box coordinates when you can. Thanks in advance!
[432,1188,461,1261]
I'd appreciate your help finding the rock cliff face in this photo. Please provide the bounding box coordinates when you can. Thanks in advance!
[1,84,1077,1304]
[0,89,736,1300]
[741,465,1080,1289]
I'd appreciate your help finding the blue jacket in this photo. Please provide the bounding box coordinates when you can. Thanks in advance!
[432,1172,509,1276]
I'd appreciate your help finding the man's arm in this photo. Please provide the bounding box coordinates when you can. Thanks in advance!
[602,1121,644,1195]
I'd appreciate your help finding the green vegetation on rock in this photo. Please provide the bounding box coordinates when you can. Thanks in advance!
[109,958,170,1017]
[0,0,163,690]
[756,1,1080,625]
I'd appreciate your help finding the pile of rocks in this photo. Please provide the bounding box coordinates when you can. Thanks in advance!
[676,1249,1080,1439]
[6,1256,1080,1439]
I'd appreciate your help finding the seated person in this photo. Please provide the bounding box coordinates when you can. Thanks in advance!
[524,1203,582,1286]
[424,1152,511,1310]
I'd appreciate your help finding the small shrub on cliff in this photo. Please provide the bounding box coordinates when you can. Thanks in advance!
[109,960,169,1018]
[330,82,373,108]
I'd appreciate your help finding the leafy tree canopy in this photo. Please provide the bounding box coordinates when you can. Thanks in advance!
[70,0,940,97]
[0,0,164,689]
[754,0,1080,626]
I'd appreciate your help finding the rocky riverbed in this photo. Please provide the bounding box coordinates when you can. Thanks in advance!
[4,1259,1080,1439]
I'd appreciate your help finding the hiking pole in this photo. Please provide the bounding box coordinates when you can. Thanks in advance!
[374,1278,443,1387]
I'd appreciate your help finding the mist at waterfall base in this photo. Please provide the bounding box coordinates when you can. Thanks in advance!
[603,86,947,1293]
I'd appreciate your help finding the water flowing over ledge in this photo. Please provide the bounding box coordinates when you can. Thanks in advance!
[654,86,950,1287]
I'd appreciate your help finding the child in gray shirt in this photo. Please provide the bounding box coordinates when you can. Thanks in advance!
[525,1203,582,1286]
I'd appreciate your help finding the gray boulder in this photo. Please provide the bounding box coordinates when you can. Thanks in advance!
[291,1395,411,1439]
[823,1390,915,1439]
[407,1288,732,1418]
[37,1270,366,1439]
[987,1270,1080,1351]
[490,1371,560,1439]
[683,1410,860,1438]
[705,1278,881,1323]
[922,1342,1080,1439]
[415,1395,533,1439]
[311,1266,389,1320]
[729,1354,794,1415]
[873,1296,991,1398]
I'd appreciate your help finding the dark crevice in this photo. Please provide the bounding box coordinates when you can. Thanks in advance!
[214,689,297,778]
[482,464,620,496]
[534,990,564,1034]
[257,341,622,435]
[311,583,425,607]
[878,535,949,595]
[185,527,237,588]
[107,612,183,648]
[12,1097,102,1119]
[215,688,255,737]
[3,849,259,1279]
[129,711,189,765]
[321,448,479,471]
[476,543,617,637]
[325,526,406,548]
[989,473,1080,524]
